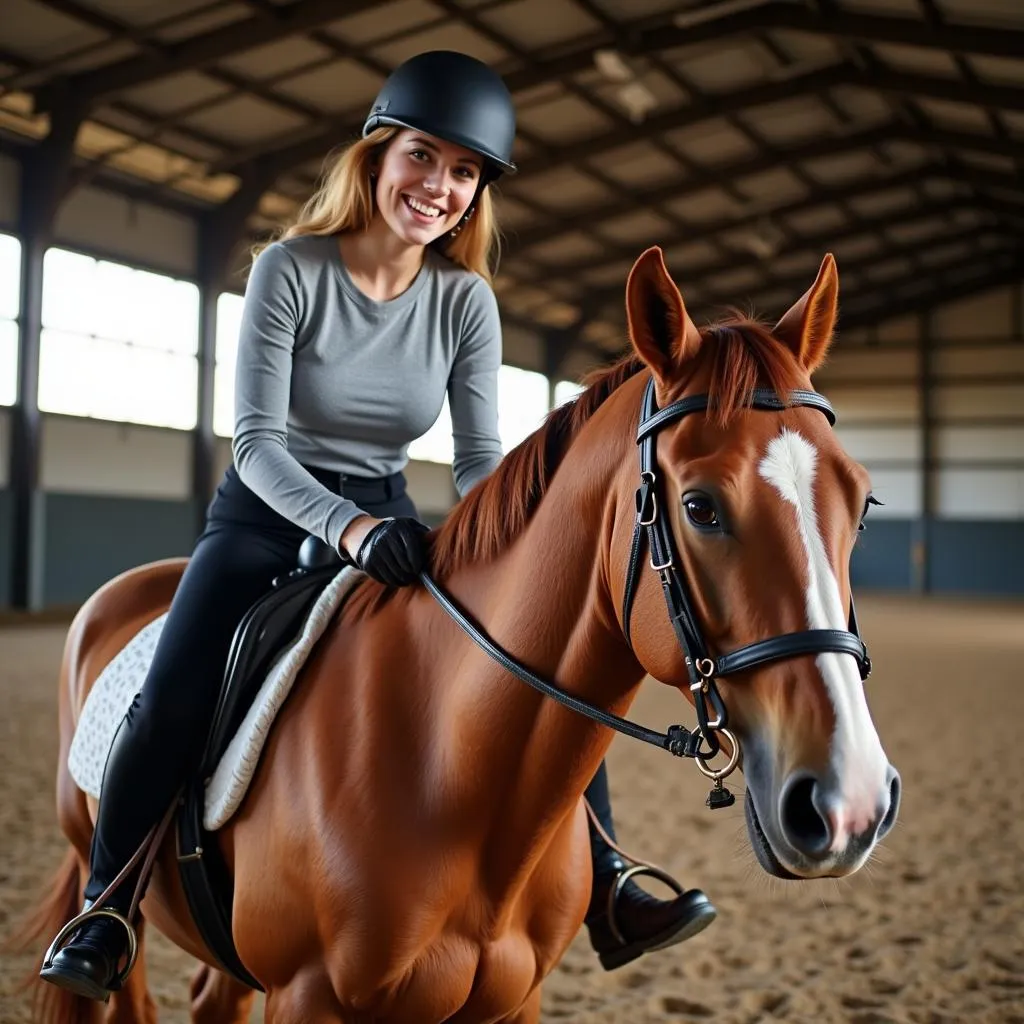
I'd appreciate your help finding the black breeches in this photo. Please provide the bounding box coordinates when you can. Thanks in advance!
[85,465,416,907]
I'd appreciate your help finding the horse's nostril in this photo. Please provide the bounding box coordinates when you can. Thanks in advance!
[779,774,831,859]
[878,767,901,839]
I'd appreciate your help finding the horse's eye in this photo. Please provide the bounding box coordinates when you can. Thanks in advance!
[684,496,719,529]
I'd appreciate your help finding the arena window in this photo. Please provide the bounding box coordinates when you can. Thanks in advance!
[554,380,585,408]
[408,395,455,465]
[213,291,243,438]
[408,364,551,466]
[0,233,21,406]
[497,364,550,453]
[38,247,199,429]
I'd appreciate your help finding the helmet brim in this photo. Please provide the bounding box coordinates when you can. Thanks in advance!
[363,114,517,180]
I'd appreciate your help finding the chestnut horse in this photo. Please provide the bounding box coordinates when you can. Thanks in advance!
[24,248,899,1023]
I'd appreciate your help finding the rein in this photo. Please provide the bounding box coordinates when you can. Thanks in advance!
[424,381,872,810]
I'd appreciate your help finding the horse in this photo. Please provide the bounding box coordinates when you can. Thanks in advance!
[21,246,900,1023]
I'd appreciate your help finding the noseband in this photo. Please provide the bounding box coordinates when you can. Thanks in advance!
[423,378,871,811]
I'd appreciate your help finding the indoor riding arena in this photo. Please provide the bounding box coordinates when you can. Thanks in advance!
[1,2,1023,1023]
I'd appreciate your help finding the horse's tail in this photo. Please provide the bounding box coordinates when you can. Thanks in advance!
[5,846,99,1024]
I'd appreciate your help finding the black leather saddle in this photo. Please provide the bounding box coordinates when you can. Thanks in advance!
[176,536,344,990]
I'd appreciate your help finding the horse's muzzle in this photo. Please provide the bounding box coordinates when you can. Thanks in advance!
[746,764,901,879]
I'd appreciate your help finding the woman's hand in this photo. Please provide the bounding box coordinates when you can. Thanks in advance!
[341,516,430,587]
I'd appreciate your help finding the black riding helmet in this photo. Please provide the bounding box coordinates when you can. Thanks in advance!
[363,50,517,182]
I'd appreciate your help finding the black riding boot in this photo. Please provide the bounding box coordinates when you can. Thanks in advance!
[40,698,170,1001]
[583,761,717,971]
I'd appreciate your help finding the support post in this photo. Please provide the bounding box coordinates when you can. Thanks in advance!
[912,309,936,594]
[544,328,574,409]
[191,279,218,537]
[9,97,85,609]
[191,162,276,536]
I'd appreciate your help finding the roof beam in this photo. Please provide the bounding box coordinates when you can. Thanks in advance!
[485,1,1024,96]
[33,0,381,110]
[206,51,1024,182]
[741,2,1024,60]
[208,48,853,178]
[27,0,1024,169]
[557,241,1021,370]
[505,123,1021,259]
[507,119,1019,234]
[512,164,1023,283]
[232,91,1024,224]
[839,252,1024,329]
[868,66,1024,115]
[586,223,1012,320]
[722,234,1022,320]
[608,1,1024,67]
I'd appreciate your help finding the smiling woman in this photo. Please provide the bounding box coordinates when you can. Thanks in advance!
[373,132,484,245]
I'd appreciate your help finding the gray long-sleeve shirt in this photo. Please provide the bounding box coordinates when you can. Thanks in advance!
[232,233,505,550]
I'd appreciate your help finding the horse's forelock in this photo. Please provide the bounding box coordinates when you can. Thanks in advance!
[703,315,807,427]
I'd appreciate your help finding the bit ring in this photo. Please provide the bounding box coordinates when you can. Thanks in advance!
[694,727,740,781]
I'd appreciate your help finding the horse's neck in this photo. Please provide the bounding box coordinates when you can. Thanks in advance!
[422,397,645,888]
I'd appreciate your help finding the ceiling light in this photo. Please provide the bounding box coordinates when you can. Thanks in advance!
[618,81,658,123]
[594,49,634,83]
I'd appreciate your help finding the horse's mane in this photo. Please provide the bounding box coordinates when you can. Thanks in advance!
[430,315,805,579]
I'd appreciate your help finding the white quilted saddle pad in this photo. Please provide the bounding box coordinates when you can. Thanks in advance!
[67,566,362,831]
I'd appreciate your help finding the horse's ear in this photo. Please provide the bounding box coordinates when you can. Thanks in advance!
[774,253,839,374]
[626,247,702,388]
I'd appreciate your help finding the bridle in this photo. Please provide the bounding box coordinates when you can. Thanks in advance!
[423,377,871,811]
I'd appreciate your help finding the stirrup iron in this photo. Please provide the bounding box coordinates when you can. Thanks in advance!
[42,906,140,991]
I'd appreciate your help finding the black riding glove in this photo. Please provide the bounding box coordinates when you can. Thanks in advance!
[355,517,430,587]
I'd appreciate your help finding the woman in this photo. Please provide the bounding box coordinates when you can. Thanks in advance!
[41,50,715,1001]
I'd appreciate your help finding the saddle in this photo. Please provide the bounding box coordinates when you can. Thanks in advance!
[176,536,343,991]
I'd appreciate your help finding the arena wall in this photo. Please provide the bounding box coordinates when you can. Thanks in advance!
[2,151,1022,605]
[825,287,1024,595]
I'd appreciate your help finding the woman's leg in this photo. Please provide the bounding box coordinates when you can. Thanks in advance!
[584,760,718,972]
[86,525,299,903]
[583,759,619,874]
[42,518,300,999]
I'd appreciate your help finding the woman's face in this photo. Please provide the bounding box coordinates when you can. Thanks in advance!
[373,129,483,246]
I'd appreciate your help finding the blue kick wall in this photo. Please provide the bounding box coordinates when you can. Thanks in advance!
[42,493,196,605]
[2,495,1022,605]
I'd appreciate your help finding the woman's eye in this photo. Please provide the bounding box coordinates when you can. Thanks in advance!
[410,149,429,161]
[684,497,719,528]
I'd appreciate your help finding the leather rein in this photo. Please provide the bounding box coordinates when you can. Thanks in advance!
[423,379,871,810]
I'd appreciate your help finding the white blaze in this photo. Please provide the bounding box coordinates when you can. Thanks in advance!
[758,429,888,847]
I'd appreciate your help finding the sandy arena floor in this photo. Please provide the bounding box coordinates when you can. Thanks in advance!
[1,594,1023,1023]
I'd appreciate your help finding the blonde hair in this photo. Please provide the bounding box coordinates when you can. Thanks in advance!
[265,127,500,283]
